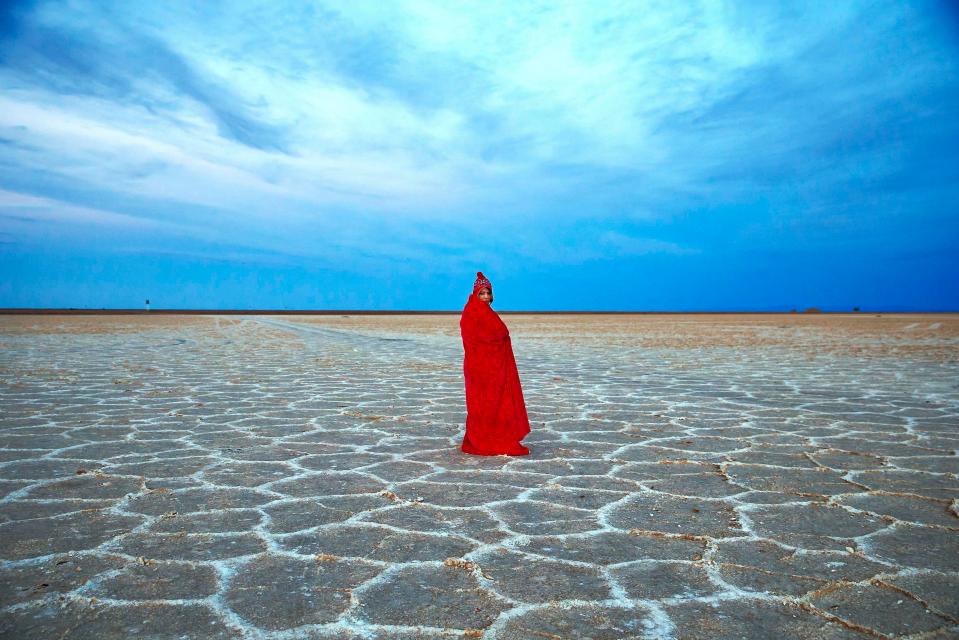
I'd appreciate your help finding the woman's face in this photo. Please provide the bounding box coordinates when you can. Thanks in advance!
[478,287,493,304]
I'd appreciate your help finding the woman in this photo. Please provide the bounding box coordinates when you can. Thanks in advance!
[459,271,531,456]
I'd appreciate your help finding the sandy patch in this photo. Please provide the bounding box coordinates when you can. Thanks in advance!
[0,315,221,335]
[278,313,959,362]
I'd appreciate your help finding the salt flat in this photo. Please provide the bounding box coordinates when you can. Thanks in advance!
[1,313,957,639]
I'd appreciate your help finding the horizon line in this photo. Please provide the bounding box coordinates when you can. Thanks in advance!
[1,308,957,315]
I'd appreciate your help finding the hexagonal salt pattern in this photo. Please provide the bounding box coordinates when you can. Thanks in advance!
[1,315,957,639]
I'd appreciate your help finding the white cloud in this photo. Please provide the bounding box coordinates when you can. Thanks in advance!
[599,231,699,256]
[1,0,955,259]
[0,189,160,228]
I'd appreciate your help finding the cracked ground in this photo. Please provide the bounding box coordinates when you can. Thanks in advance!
[1,313,957,639]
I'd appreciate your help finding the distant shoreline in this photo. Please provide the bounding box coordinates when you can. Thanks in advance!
[1,309,956,315]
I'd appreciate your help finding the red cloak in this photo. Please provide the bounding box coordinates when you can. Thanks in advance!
[459,292,531,455]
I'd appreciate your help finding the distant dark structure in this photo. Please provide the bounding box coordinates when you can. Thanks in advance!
[145,299,150,312]
[853,307,860,312]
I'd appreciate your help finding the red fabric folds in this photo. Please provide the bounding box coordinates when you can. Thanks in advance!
[459,292,531,455]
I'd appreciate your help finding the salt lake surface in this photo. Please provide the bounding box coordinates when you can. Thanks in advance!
[1,313,957,639]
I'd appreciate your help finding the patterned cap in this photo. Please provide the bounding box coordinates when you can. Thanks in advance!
[472,271,492,294]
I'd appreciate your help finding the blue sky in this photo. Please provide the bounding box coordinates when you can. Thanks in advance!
[1,0,957,310]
